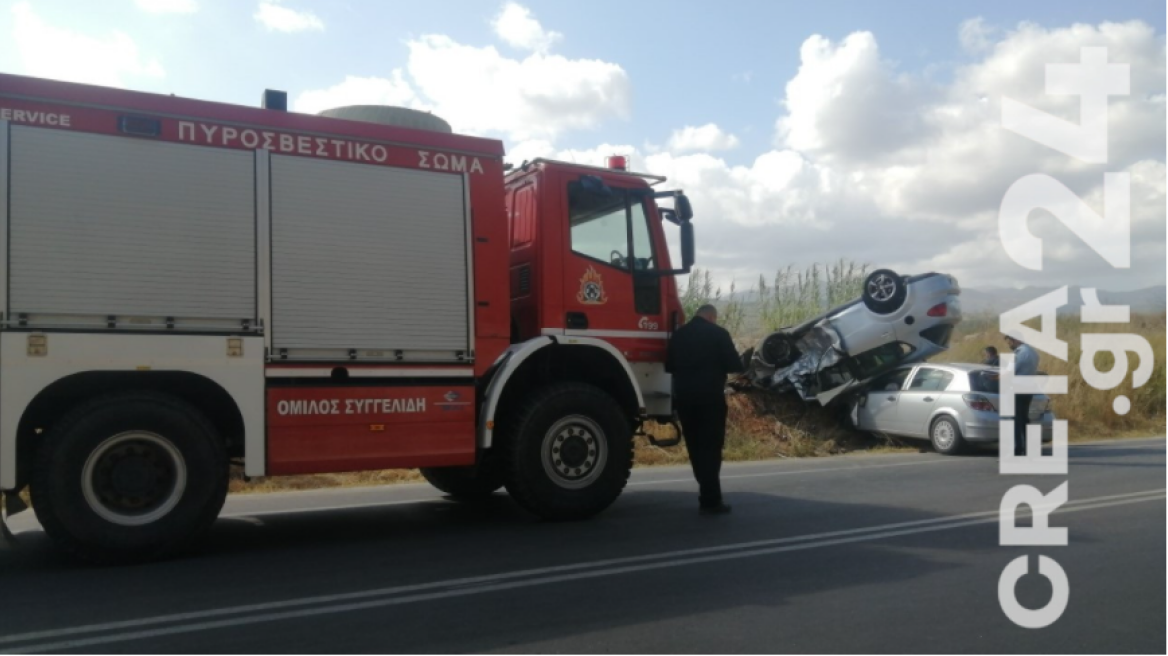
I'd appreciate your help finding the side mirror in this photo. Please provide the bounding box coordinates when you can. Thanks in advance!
[658,207,680,225]
[681,221,695,271]
[676,193,693,221]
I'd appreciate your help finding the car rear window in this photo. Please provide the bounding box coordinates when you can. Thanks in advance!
[970,370,1000,393]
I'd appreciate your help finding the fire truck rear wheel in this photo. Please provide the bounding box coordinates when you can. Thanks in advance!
[503,382,633,520]
[419,464,506,500]
[31,391,228,564]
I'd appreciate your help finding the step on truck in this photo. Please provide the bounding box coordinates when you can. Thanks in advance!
[0,73,696,563]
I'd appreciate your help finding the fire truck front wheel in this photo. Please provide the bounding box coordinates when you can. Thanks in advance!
[31,391,229,564]
[504,383,633,520]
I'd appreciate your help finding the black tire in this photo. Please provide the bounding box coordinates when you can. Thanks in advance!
[759,333,798,367]
[31,391,228,564]
[502,383,633,520]
[420,463,506,500]
[930,416,967,455]
[862,269,908,314]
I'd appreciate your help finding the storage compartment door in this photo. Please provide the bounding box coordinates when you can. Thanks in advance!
[7,126,257,328]
[270,155,471,360]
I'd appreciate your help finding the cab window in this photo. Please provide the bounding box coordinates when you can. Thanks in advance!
[567,180,655,270]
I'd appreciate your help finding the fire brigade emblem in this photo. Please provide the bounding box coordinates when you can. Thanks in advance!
[576,266,608,305]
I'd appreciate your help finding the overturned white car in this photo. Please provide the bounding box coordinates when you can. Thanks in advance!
[741,270,962,405]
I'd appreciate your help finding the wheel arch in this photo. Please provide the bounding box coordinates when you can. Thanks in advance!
[479,337,643,449]
[13,371,245,491]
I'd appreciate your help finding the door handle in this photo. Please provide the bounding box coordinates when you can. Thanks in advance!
[923,396,934,402]
[886,396,896,401]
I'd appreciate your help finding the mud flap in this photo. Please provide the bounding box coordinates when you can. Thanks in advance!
[1,491,29,549]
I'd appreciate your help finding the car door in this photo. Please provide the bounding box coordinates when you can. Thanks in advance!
[897,367,955,437]
[857,367,912,432]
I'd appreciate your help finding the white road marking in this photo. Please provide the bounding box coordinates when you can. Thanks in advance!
[630,456,963,486]
[3,488,1162,653]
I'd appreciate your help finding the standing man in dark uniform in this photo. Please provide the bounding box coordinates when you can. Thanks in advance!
[665,304,745,515]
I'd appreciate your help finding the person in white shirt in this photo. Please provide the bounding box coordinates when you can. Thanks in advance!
[1004,335,1040,455]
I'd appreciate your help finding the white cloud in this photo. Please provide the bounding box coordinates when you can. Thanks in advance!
[254,1,323,33]
[505,139,557,165]
[134,0,198,14]
[298,34,628,143]
[492,2,562,54]
[959,17,995,53]
[776,31,930,162]
[667,124,740,153]
[294,73,421,114]
[406,35,629,141]
[648,21,1164,291]
[10,1,165,88]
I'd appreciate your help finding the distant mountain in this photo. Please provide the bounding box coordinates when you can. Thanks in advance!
[714,284,1165,339]
[958,285,1166,316]
[721,284,1165,315]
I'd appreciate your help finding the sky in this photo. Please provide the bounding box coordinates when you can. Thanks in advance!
[1,0,1164,293]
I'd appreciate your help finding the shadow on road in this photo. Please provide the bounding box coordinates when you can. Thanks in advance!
[0,441,1159,654]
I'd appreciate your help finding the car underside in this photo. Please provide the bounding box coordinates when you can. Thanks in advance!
[740,270,962,405]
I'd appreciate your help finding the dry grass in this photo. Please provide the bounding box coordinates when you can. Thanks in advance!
[228,468,422,495]
[935,312,1166,439]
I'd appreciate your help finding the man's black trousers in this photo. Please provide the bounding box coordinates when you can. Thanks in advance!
[1013,394,1033,456]
[676,396,727,508]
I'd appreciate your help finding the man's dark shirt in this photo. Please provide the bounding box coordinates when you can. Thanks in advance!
[665,316,745,401]
[985,355,1000,367]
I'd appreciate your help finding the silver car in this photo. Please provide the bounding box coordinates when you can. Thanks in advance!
[744,270,962,405]
[849,362,1055,455]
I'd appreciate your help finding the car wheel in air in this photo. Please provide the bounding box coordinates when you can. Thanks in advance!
[862,269,908,314]
[759,333,798,367]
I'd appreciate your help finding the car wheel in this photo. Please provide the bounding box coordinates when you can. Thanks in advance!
[759,333,798,367]
[862,269,908,314]
[930,416,967,455]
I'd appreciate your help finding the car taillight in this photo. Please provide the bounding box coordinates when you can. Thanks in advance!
[963,394,995,412]
[927,303,948,317]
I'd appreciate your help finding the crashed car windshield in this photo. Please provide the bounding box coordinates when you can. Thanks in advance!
[742,270,961,405]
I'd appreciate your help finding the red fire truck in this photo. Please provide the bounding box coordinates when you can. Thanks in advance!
[0,73,695,563]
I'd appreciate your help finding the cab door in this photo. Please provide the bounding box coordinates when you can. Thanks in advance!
[558,178,667,364]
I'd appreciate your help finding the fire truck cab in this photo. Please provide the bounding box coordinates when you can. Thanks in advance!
[0,73,694,563]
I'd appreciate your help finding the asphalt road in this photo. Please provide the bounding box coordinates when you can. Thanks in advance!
[2,436,1164,654]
